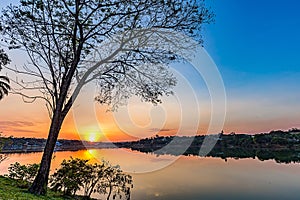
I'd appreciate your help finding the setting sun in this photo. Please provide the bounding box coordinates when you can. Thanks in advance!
[87,132,100,142]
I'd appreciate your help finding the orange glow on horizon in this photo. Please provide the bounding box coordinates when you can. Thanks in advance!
[84,132,101,142]
[1,91,300,142]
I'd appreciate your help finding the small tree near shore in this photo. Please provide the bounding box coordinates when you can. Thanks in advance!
[98,161,132,200]
[6,162,39,188]
[50,157,132,199]
[49,157,89,196]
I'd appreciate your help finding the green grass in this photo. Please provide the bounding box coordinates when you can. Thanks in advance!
[0,176,67,200]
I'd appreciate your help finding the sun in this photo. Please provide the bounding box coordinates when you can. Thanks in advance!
[87,132,99,142]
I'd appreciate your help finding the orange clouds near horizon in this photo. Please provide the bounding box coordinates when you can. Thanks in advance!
[1,92,300,142]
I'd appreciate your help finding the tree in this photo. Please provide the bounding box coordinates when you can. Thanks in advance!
[98,161,132,200]
[6,162,39,188]
[0,44,10,161]
[1,0,213,194]
[50,157,89,196]
[50,157,132,199]
[0,48,10,100]
[0,75,10,100]
[81,162,106,198]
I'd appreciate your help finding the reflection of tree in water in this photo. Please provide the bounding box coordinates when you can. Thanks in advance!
[119,129,300,164]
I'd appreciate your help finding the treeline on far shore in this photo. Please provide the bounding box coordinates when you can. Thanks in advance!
[2,129,300,163]
[0,137,87,153]
[116,128,300,164]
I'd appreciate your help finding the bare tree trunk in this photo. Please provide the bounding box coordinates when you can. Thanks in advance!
[127,189,131,200]
[87,181,97,198]
[107,185,112,200]
[29,109,63,195]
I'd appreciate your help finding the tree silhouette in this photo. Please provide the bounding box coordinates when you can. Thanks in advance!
[0,75,10,100]
[98,163,132,200]
[1,0,213,194]
[50,158,132,199]
[0,49,10,100]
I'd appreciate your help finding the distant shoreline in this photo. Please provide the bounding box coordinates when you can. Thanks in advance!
[117,129,300,164]
[1,129,300,163]
[0,138,117,154]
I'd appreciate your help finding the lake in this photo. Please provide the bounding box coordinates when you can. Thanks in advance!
[1,148,300,200]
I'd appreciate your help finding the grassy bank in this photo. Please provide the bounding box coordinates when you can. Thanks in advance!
[0,176,66,200]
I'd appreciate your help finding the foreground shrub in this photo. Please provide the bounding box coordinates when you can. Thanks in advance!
[98,161,133,200]
[50,157,133,199]
[6,162,39,188]
[49,157,88,196]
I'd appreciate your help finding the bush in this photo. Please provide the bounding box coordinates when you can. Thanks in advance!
[49,157,89,196]
[6,162,39,188]
[50,158,133,199]
[98,161,133,200]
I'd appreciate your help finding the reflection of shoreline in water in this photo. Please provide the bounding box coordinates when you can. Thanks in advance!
[130,146,300,164]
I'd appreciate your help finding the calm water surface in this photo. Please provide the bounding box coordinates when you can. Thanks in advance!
[1,148,300,200]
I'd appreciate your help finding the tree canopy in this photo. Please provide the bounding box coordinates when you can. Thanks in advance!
[2,0,213,114]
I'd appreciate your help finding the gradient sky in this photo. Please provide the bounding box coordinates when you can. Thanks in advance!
[204,0,300,132]
[0,0,300,141]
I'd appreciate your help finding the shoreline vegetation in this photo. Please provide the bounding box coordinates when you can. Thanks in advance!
[0,175,69,200]
[1,129,300,163]
[2,158,132,200]
[0,138,116,153]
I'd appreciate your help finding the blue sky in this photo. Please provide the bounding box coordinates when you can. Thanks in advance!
[205,0,300,71]
[201,0,300,132]
[204,0,300,84]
